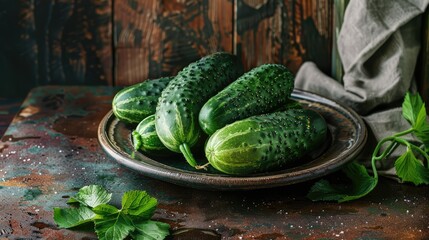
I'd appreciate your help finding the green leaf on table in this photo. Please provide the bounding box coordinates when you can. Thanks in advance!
[122,190,157,218]
[95,212,135,240]
[307,162,378,202]
[395,149,429,185]
[54,185,170,239]
[53,206,96,228]
[130,220,171,240]
[93,190,166,240]
[307,179,350,201]
[66,197,80,205]
[93,203,120,216]
[69,185,112,208]
[402,92,425,127]
[341,162,378,201]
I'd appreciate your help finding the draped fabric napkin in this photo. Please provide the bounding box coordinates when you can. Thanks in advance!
[295,0,429,177]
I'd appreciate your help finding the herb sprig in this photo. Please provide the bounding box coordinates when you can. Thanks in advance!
[53,185,170,240]
[308,92,429,202]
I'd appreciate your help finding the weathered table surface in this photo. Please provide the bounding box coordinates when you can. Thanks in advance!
[0,86,428,240]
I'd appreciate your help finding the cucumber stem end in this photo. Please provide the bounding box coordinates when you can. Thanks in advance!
[179,143,199,168]
[195,162,210,170]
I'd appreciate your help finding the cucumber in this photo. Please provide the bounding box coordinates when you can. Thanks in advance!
[112,76,174,125]
[155,52,244,168]
[199,64,294,135]
[132,115,168,154]
[205,108,328,175]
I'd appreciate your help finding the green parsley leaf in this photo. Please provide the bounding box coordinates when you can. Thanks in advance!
[130,220,171,240]
[308,92,429,203]
[307,162,377,202]
[402,92,425,127]
[95,212,135,240]
[307,179,349,202]
[54,185,170,240]
[66,197,80,205]
[395,148,429,185]
[341,161,378,202]
[69,185,112,208]
[93,203,119,216]
[121,190,157,218]
[53,206,96,228]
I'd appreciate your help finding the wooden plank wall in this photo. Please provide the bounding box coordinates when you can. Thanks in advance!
[114,0,234,86]
[0,0,333,95]
[114,0,332,85]
[0,0,113,98]
[235,0,331,73]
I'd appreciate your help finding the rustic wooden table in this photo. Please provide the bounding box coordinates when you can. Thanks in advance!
[0,86,428,240]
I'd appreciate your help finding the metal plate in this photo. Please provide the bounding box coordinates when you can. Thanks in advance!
[98,89,367,190]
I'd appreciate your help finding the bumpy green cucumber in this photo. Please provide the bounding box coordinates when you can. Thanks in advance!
[132,115,169,154]
[112,76,174,125]
[205,108,328,175]
[155,52,244,168]
[199,64,294,135]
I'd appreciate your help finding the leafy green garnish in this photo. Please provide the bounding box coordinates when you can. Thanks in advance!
[53,206,96,228]
[403,92,429,150]
[68,185,112,208]
[307,162,378,202]
[308,92,429,202]
[395,148,429,185]
[121,190,157,218]
[95,213,135,240]
[131,220,171,240]
[53,185,169,240]
[402,91,425,127]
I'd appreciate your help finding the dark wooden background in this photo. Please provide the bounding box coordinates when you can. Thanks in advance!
[0,0,427,104]
[0,0,332,97]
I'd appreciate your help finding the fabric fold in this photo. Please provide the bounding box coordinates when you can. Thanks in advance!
[296,0,427,115]
[295,0,428,178]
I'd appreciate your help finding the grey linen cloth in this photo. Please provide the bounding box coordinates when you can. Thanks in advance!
[295,0,429,177]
